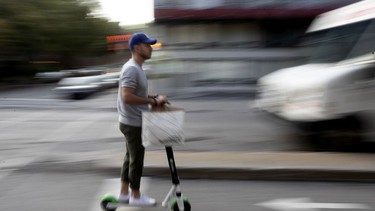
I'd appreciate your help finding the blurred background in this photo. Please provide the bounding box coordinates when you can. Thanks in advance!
[2,0,374,146]
[1,0,375,211]
[0,0,361,86]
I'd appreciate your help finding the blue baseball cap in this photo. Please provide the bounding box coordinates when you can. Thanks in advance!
[128,32,157,50]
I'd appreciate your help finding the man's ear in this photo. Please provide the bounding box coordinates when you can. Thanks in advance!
[133,44,140,52]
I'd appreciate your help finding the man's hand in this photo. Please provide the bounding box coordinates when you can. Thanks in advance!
[155,95,168,105]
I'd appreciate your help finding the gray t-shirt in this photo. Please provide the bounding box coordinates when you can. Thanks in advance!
[117,58,149,127]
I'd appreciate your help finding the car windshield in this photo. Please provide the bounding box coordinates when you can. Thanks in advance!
[300,19,375,63]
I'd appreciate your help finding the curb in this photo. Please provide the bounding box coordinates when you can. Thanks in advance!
[93,151,375,183]
[91,164,375,183]
[142,166,375,183]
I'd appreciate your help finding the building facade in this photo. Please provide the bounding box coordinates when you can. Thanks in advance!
[146,0,361,93]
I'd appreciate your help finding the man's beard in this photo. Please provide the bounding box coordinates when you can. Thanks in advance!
[140,51,151,60]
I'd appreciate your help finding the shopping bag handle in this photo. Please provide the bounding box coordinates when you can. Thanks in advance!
[151,104,184,112]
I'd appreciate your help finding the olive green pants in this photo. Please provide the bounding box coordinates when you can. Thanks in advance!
[119,123,145,190]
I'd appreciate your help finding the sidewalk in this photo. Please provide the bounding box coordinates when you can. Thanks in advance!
[95,151,375,183]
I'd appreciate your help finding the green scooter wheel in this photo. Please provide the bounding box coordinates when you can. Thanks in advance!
[100,194,118,211]
[170,196,191,211]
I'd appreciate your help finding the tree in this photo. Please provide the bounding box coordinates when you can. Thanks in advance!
[0,0,125,78]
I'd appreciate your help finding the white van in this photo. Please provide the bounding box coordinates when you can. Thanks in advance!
[256,0,375,146]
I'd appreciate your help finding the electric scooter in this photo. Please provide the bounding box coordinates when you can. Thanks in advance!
[100,146,191,211]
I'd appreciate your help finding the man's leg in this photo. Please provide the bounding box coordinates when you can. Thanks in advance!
[121,181,130,195]
[119,123,155,206]
[126,126,144,198]
[120,124,144,197]
[120,147,130,195]
[119,124,131,202]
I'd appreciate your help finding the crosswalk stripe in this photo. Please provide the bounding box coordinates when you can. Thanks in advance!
[0,109,51,130]
[0,108,120,176]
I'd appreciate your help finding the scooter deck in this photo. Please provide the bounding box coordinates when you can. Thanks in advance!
[107,202,158,209]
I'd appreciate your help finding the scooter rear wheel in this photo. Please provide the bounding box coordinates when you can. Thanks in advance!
[100,194,118,211]
[100,200,116,211]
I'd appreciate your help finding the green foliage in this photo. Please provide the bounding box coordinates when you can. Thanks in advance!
[0,0,125,77]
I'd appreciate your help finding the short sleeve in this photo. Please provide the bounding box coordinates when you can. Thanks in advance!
[121,66,138,89]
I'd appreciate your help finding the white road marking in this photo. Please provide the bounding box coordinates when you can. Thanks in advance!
[256,198,371,211]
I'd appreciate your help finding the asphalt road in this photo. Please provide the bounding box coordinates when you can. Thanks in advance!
[1,168,374,211]
[2,83,373,152]
[0,83,309,153]
[0,84,374,211]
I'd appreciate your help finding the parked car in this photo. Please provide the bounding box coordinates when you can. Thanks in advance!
[99,71,120,89]
[34,71,68,83]
[53,75,104,99]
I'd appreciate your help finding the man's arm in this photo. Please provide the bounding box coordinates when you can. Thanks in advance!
[121,87,154,105]
[121,87,169,106]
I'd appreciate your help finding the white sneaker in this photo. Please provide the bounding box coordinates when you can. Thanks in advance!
[118,193,130,203]
[129,194,156,206]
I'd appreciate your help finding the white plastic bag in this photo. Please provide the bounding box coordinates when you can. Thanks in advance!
[142,107,185,147]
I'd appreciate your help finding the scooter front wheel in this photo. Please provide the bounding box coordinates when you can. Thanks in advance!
[170,197,191,211]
